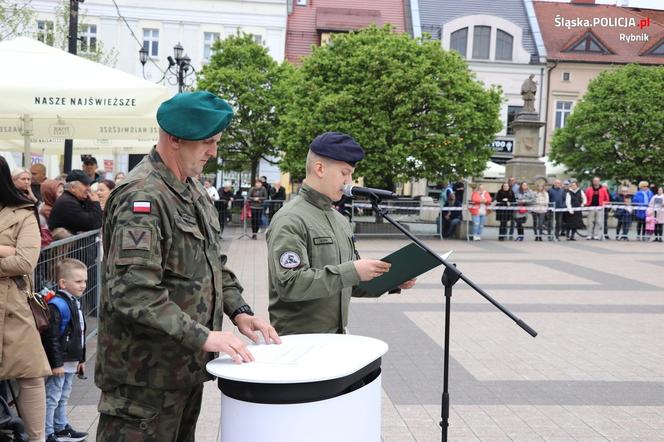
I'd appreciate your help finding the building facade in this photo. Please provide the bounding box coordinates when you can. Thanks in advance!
[29,0,288,93]
[534,0,664,154]
[285,0,407,64]
[416,0,548,165]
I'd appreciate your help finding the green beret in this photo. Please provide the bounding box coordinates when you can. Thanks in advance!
[157,91,234,140]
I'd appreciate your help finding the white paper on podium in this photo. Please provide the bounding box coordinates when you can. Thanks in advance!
[207,334,388,384]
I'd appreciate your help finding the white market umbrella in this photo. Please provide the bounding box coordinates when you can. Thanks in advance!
[483,160,505,179]
[0,37,169,162]
[541,156,569,177]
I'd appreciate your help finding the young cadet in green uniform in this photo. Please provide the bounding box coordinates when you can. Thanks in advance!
[267,132,415,335]
[95,91,281,441]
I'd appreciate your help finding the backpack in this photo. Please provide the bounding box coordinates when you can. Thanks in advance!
[48,295,72,337]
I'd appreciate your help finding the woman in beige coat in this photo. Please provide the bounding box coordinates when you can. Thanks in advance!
[1,156,51,442]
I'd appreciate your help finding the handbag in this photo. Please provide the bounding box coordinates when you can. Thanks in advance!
[11,275,50,335]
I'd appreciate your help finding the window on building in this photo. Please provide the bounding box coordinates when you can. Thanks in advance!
[251,34,263,45]
[567,32,609,54]
[296,0,307,5]
[555,101,573,129]
[472,26,490,59]
[142,28,159,57]
[203,32,220,59]
[36,20,54,46]
[495,29,513,61]
[562,72,571,81]
[450,27,468,58]
[506,105,523,135]
[647,39,664,55]
[80,24,97,53]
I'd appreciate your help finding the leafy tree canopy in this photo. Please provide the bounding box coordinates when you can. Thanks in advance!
[277,26,503,188]
[550,64,664,184]
[198,33,292,181]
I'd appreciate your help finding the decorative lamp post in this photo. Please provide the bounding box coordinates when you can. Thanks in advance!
[140,42,196,93]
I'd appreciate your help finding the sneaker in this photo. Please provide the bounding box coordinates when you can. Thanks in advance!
[55,425,88,442]
[46,434,60,442]
[594,236,601,240]
[473,236,481,241]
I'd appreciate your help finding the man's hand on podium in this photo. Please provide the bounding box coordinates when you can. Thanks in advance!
[235,314,282,346]
[354,259,391,281]
[203,331,255,364]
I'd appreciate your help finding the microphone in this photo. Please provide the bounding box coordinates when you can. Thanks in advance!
[342,184,398,199]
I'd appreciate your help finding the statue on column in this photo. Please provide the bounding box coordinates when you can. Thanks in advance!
[521,74,537,113]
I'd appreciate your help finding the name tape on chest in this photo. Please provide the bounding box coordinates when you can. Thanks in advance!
[279,251,301,269]
[132,201,151,214]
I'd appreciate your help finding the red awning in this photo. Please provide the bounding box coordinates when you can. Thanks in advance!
[316,7,383,32]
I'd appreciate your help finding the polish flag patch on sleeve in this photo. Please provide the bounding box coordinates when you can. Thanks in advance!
[132,201,151,214]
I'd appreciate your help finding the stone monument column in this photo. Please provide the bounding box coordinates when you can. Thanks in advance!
[505,74,546,182]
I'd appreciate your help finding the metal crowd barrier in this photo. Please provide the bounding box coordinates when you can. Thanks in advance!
[351,201,661,242]
[33,229,102,339]
[351,198,440,237]
[216,198,288,227]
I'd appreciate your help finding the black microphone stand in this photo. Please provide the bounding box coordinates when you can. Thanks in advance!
[366,194,537,441]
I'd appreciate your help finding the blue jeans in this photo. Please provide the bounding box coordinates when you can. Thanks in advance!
[472,215,486,237]
[45,373,74,435]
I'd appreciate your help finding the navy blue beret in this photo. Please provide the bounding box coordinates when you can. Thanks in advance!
[157,91,234,140]
[309,132,365,166]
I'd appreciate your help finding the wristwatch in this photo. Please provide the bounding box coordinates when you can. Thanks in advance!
[230,304,254,321]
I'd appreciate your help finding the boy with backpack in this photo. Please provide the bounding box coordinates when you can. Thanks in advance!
[42,258,89,442]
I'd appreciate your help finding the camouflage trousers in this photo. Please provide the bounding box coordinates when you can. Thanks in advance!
[96,383,204,442]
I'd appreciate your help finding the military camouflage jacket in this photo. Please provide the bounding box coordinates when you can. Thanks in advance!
[267,183,377,336]
[95,149,247,391]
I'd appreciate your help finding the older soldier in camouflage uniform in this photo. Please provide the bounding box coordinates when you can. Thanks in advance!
[267,132,415,335]
[95,91,280,441]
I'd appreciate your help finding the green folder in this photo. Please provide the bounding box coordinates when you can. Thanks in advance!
[358,243,452,296]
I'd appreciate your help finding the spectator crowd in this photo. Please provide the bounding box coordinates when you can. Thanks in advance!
[450,176,664,242]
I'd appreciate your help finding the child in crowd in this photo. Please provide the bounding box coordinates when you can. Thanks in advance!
[614,196,633,240]
[42,258,89,442]
[645,208,656,241]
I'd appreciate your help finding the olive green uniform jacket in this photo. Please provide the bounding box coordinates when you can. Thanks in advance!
[267,184,379,336]
[95,149,247,391]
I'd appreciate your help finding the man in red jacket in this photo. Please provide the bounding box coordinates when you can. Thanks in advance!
[584,177,611,240]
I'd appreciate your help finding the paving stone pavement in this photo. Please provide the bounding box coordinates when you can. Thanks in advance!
[67,227,664,441]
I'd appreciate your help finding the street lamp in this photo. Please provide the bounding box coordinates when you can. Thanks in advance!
[139,42,196,93]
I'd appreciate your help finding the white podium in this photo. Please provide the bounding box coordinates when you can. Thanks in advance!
[206,333,388,442]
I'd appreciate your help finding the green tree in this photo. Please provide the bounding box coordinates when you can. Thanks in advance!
[277,26,503,188]
[550,64,664,184]
[0,0,34,41]
[197,33,291,182]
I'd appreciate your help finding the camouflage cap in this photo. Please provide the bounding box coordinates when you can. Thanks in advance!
[157,91,234,141]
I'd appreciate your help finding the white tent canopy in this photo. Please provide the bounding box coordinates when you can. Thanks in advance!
[483,160,505,179]
[0,37,169,160]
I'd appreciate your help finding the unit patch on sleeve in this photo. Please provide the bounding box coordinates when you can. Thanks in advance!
[279,251,301,269]
[121,227,152,251]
